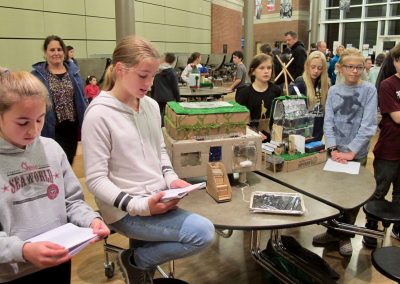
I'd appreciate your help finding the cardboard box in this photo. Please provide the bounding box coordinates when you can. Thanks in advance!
[163,127,262,178]
[265,152,327,173]
[164,101,249,140]
[266,152,327,172]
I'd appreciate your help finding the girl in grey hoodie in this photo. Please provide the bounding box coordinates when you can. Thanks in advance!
[82,36,214,284]
[0,70,109,283]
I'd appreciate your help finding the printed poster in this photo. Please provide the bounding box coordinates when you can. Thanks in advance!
[280,0,292,19]
[267,0,275,11]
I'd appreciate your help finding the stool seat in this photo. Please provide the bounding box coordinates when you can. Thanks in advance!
[372,246,400,282]
[363,200,400,223]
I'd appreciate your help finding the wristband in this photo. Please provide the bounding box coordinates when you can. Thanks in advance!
[327,146,337,157]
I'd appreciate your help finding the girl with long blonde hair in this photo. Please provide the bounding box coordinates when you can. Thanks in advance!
[289,51,329,139]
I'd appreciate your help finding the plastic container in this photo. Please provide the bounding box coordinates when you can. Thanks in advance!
[266,156,284,172]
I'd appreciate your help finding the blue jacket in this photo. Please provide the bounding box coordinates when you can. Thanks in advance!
[328,55,339,85]
[32,61,87,138]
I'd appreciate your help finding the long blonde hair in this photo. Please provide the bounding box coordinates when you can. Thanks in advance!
[302,51,328,110]
[0,70,50,115]
[103,36,160,91]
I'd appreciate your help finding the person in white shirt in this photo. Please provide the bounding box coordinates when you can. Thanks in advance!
[82,36,214,284]
[180,52,202,84]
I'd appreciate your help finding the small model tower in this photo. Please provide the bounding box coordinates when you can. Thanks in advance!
[206,162,232,202]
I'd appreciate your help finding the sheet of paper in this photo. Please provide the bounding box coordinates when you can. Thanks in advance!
[161,182,206,202]
[179,101,232,109]
[26,223,97,255]
[323,158,360,175]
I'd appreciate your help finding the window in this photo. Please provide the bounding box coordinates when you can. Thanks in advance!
[391,4,400,16]
[326,0,340,8]
[326,23,339,51]
[366,5,386,17]
[350,0,363,4]
[364,22,378,47]
[380,21,386,35]
[388,20,400,35]
[326,8,340,20]
[343,22,361,48]
[343,6,362,19]
[367,0,384,3]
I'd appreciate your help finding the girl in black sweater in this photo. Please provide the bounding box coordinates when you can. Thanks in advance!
[236,54,281,138]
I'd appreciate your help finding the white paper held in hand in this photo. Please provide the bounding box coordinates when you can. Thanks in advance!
[160,182,206,202]
[26,223,98,256]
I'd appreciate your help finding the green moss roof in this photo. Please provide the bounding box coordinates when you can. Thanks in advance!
[167,101,249,115]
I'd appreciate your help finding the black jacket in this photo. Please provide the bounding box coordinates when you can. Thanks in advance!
[151,67,180,103]
[288,41,307,82]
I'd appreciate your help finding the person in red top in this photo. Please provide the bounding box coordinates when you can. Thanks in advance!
[363,43,400,248]
[84,75,100,103]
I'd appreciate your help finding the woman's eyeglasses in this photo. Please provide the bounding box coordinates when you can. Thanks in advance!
[342,64,365,72]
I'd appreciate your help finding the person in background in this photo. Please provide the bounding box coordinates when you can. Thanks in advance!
[309,43,317,54]
[236,53,281,140]
[313,48,377,257]
[226,50,248,92]
[0,70,109,284]
[180,52,202,84]
[364,57,373,82]
[84,75,100,103]
[288,51,329,140]
[375,52,396,91]
[316,41,327,55]
[284,31,307,82]
[82,36,214,284]
[151,52,180,126]
[32,35,87,165]
[362,43,400,248]
[66,45,78,66]
[260,43,273,57]
[328,44,345,85]
[368,53,385,86]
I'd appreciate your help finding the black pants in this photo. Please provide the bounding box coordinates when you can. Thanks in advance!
[157,102,167,127]
[366,158,400,230]
[5,260,71,284]
[55,120,79,165]
[328,157,367,239]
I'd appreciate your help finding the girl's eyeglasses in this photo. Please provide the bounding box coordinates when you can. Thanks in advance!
[342,64,364,72]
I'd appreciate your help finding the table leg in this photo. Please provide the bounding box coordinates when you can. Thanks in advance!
[216,229,233,238]
[250,230,295,284]
[250,229,334,284]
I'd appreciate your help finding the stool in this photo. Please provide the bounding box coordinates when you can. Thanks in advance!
[372,246,400,283]
[102,230,175,279]
[363,200,400,245]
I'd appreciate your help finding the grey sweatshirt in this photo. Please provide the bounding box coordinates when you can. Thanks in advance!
[82,92,179,224]
[0,137,99,283]
[324,81,377,160]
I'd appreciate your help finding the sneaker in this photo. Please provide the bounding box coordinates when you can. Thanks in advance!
[339,239,353,257]
[312,232,340,245]
[391,224,400,241]
[362,236,377,249]
[117,249,153,284]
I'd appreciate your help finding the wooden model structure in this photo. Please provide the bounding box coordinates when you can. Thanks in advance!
[274,55,294,95]
[206,162,232,202]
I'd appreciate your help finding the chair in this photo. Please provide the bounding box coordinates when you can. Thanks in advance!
[371,246,400,283]
[362,200,400,246]
[102,230,176,279]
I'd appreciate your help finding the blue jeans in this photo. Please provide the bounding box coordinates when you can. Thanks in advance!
[109,208,215,269]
